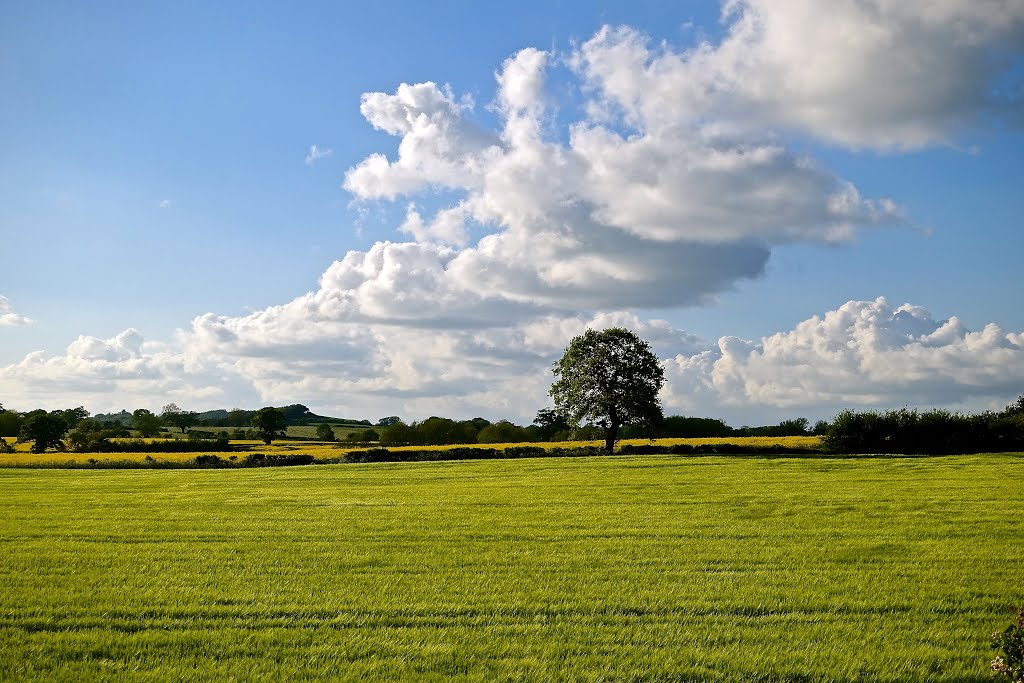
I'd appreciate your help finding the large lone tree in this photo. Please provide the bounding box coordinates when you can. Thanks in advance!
[549,327,665,453]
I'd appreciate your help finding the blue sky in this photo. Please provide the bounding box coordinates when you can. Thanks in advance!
[2,1,1023,425]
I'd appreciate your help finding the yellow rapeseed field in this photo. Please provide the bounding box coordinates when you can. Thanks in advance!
[0,435,821,466]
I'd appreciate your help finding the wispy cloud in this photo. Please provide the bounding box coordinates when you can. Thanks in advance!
[158,199,172,209]
[0,295,35,327]
[304,144,333,166]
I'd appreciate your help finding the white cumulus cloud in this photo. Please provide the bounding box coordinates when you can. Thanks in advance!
[0,296,34,327]
[339,45,900,315]
[578,2,1024,149]
[0,329,250,412]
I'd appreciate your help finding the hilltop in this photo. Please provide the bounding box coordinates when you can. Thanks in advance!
[93,404,371,428]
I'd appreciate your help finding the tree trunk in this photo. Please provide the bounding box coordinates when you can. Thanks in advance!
[604,419,619,454]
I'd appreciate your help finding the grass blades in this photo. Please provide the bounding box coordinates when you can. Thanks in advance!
[0,454,1021,681]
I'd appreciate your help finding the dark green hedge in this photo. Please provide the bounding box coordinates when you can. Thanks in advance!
[617,443,820,456]
[822,408,1024,454]
[71,437,233,453]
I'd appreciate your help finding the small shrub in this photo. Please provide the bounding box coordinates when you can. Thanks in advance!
[244,453,267,467]
[502,446,546,458]
[992,607,1024,682]
[188,430,217,441]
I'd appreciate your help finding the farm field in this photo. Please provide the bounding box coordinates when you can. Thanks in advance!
[0,435,822,467]
[0,454,1021,681]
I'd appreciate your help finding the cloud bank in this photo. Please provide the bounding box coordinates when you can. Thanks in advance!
[3,299,1023,421]
[663,298,1024,420]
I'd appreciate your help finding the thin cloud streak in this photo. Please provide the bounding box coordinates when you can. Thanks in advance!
[305,144,333,165]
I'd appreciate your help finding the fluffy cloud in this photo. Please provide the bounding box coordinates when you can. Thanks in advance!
[338,45,899,316]
[0,296,34,327]
[343,82,497,199]
[577,1,1024,149]
[663,298,1024,419]
[183,302,670,412]
[399,204,471,245]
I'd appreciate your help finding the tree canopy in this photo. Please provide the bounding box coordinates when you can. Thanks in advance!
[19,411,69,453]
[132,409,163,438]
[549,327,665,453]
[58,406,89,430]
[532,408,570,441]
[251,407,288,445]
[160,403,199,433]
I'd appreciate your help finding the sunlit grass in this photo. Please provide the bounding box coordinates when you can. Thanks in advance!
[0,454,1019,681]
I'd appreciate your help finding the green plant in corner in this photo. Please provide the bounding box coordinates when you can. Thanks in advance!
[992,607,1024,682]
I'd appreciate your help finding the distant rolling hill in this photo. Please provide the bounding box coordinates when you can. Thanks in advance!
[94,404,371,428]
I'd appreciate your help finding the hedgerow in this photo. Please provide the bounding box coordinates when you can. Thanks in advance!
[342,445,605,463]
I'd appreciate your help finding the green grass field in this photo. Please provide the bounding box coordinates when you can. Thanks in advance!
[1,454,1021,681]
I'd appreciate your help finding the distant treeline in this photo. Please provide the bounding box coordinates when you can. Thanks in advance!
[345,414,821,447]
[5,396,1023,457]
[343,442,821,464]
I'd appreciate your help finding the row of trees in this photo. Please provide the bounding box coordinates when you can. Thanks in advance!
[0,403,301,453]
[1,400,821,455]
[0,403,199,439]
[343,412,820,449]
